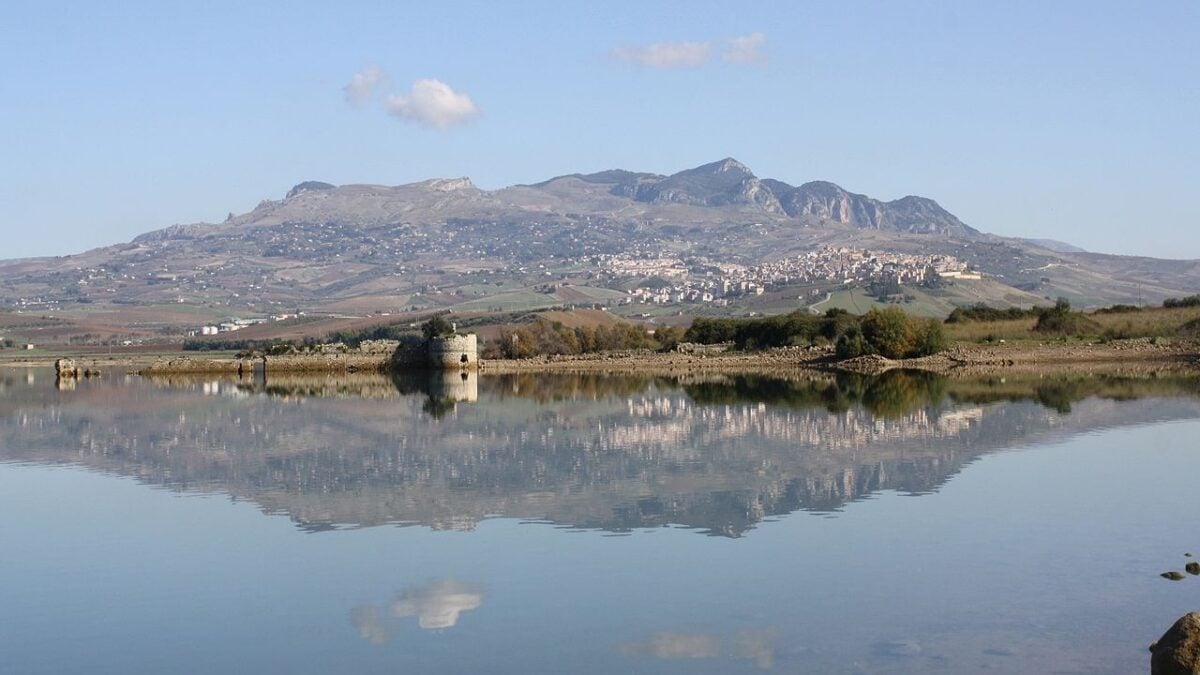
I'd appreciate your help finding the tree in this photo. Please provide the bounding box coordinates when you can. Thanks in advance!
[860,308,916,359]
[911,318,947,357]
[836,323,867,359]
[421,315,455,340]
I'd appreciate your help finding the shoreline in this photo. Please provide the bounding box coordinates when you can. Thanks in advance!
[3,338,1198,376]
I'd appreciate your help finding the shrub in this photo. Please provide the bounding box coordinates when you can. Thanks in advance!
[835,323,867,359]
[421,315,456,340]
[1033,300,1101,335]
[911,318,948,357]
[946,303,1037,324]
[860,308,917,359]
[1164,295,1200,309]
[1094,304,1142,315]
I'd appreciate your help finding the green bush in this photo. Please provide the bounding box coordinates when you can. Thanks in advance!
[1164,295,1200,309]
[946,303,1037,323]
[421,315,456,340]
[835,323,867,359]
[860,308,917,359]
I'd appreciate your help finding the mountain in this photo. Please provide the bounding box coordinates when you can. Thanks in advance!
[1020,238,1087,254]
[534,158,975,236]
[0,158,1197,322]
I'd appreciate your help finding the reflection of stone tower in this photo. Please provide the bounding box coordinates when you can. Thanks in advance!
[428,334,478,370]
[428,371,479,403]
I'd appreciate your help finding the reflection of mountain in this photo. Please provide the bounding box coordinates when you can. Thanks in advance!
[2,370,1199,537]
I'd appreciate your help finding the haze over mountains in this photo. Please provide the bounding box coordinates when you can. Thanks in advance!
[0,158,1197,319]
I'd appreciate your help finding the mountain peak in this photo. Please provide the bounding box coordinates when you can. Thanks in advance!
[423,177,476,192]
[285,181,336,199]
[685,157,754,177]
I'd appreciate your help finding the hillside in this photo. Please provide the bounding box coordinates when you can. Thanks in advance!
[0,158,1197,335]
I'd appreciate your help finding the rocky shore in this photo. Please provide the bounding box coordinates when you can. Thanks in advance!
[479,339,1200,376]
[4,337,1197,377]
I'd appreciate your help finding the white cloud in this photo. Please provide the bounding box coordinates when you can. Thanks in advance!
[611,41,712,69]
[385,79,480,130]
[343,65,383,107]
[723,33,768,65]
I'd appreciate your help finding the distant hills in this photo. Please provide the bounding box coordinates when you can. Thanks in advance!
[0,157,1196,322]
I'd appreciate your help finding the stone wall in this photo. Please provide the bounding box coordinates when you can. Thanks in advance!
[263,352,390,374]
[428,334,479,370]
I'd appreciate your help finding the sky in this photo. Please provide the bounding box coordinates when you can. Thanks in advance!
[1,0,1197,260]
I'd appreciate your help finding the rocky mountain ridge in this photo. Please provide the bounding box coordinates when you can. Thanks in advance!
[0,158,1196,316]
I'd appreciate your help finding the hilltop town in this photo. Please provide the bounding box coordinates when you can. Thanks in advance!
[609,246,976,306]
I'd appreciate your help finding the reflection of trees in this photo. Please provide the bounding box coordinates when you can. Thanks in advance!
[684,371,948,419]
[144,369,1200,420]
[4,370,1200,537]
[684,370,1200,418]
[422,396,458,420]
[945,374,1200,414]
[484,372,670,403]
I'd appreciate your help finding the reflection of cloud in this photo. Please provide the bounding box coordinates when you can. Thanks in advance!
[350,579,484,643]
[391,580,483,629]
[619,628,777,670]
[732,629,778,670]
[350,606,391,645]
[620,632,721,659]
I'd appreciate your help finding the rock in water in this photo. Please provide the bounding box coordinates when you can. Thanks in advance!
[1187,563,1200,576]
[1164,572,1188,581]
[1152,612,1200,674]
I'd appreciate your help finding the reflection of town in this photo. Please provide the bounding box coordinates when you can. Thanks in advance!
[2,370,1199,537]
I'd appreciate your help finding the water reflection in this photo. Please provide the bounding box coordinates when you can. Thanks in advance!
[351,579,484,640]
[619,628,778,670]
[2,369,1199,537]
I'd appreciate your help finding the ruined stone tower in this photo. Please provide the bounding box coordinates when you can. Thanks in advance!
[427,334,478,370]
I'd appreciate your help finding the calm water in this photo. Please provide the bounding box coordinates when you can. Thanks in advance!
[2,368,1199,674]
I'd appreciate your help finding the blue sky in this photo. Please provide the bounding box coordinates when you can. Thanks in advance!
[1,0,1197,259]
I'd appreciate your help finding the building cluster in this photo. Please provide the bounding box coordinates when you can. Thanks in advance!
[606,247,975,305]
[193,313,300,336]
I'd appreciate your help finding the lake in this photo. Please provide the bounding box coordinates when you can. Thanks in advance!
[1,368,1198,674]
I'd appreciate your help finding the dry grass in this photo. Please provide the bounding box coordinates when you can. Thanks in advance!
[944,306,1200,344]
[944,317,1039,343]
